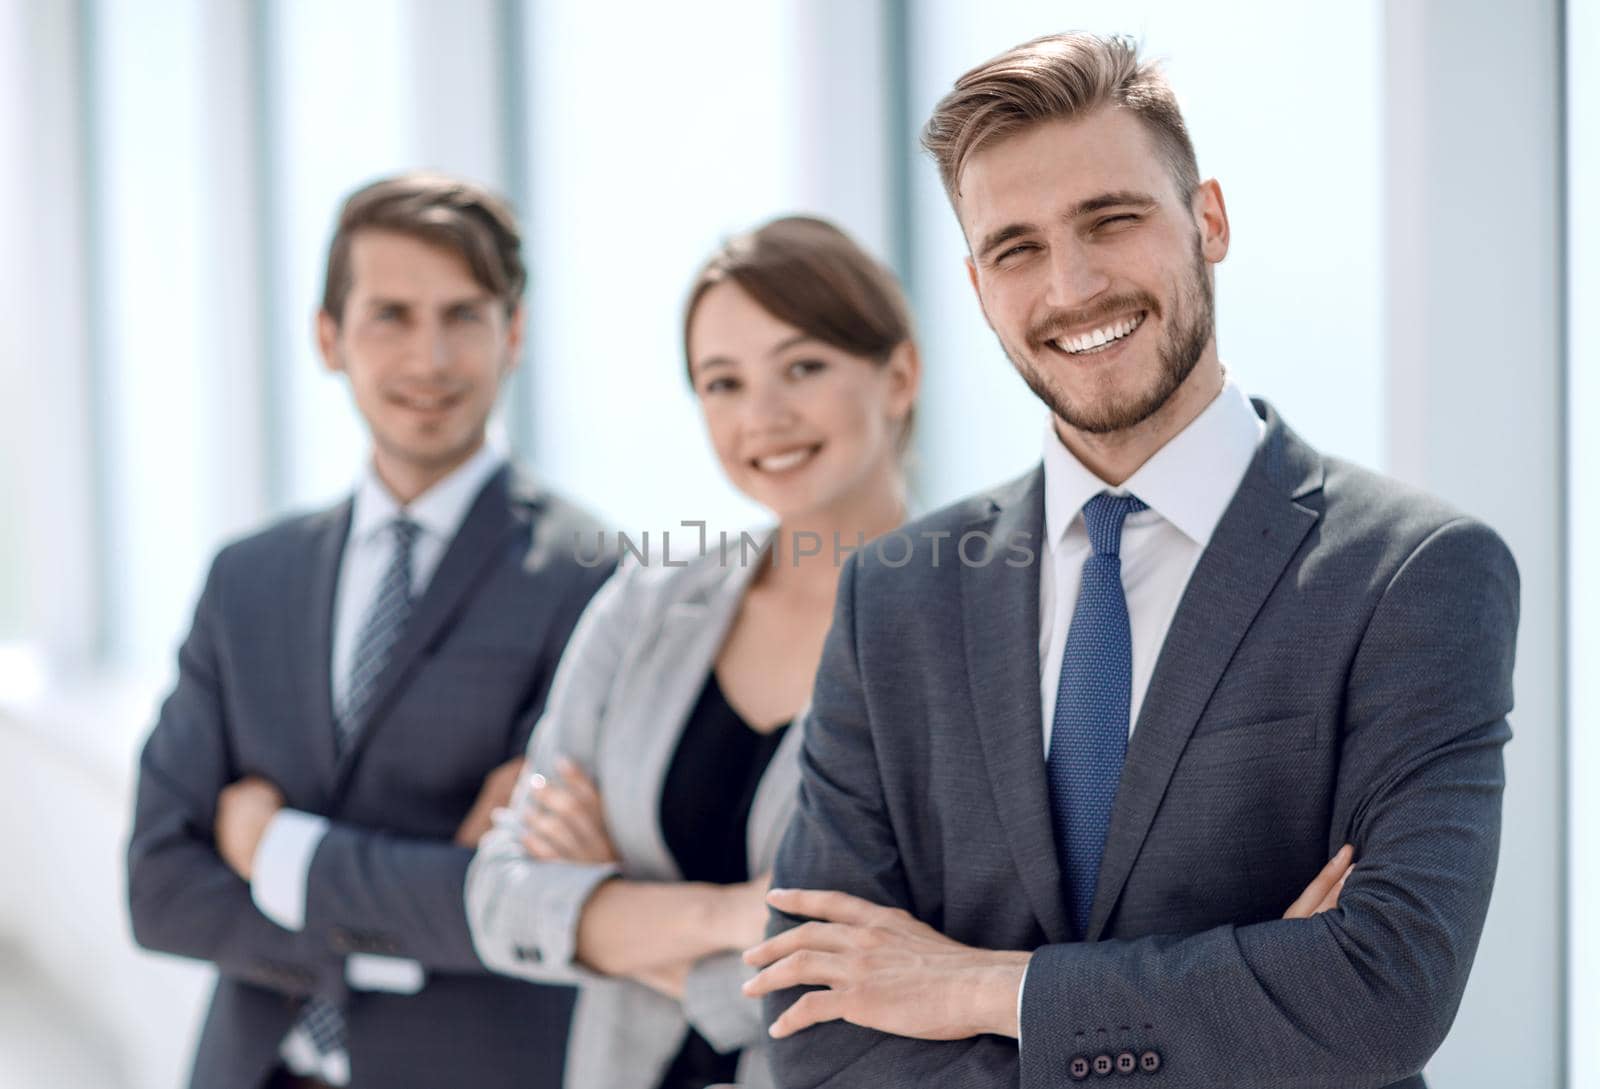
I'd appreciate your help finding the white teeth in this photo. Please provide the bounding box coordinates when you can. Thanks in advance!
[1053,314,1144,355]
[756,447,815,472]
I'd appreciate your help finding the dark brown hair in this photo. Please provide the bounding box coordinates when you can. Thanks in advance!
[922,32,1199,205]
[321,172,526,324]
[683,215,912,378]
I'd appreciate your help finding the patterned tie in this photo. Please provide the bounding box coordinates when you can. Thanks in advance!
[337,516,421,751]
[1048,492,1147,938]
[290,516,420,1082]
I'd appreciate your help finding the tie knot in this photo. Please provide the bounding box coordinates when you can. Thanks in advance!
[1080,492,1147,556]
[390,516,421,552]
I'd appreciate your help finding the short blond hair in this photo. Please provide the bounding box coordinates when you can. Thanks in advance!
[921,32,1199,204]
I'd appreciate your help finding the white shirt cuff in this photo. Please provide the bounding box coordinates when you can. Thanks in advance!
[1017,959,1030,1047]
[250,808,330,931]
[347,954,425,993]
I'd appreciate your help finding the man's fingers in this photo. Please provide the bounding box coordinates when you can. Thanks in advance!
[1283,844,1354,919]
[743,950,849,998]
[768,987,844,1039]
[744,921,854,968]
[766,888,887,927]
[1314,868,1352,915]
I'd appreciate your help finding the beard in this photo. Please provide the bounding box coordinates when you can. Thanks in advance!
[1003,235,1215,435]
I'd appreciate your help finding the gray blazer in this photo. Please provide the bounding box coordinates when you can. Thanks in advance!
[765,402,1519,1089]
[466,540,803,1089]
[126,467,610,1089]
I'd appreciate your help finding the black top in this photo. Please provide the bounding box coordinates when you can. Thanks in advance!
[655,673,792,1089]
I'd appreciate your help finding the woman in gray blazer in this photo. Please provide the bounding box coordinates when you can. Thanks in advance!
[465,216,921,1089]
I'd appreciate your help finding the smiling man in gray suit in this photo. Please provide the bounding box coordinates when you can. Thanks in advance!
[126,174,609,1089]
[745,33,1519,1089]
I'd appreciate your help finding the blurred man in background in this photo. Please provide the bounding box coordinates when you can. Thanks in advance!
[127,173,609,1089]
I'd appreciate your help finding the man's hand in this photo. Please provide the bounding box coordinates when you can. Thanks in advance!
[742,888,1030,1041]
[215,775,285,881]
[455,757,526,847]
[519,758,619,864]
[1283,844,1355,919]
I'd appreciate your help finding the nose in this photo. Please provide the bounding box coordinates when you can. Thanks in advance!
[1043,236,1111,313]
[741,374,800,433]
[405,317,452,376]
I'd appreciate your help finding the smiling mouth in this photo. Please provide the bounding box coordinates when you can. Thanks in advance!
[1045,312,1147,356]
[390,390,463,414]
[751,445,822,474]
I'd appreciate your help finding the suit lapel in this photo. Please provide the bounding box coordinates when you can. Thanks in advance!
[960,468,1072,944]
[331,465,527,795]
[302,501,350,792]
[1085,404,1325,939]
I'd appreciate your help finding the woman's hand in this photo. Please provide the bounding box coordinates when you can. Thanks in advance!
[1283,844,1355,918]
[519,758,620,864]
[720,871,775,952]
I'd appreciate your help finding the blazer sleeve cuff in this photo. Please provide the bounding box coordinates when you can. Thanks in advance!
[251,808,330,932]
[464,812,619,981]
[681,951,764,1053]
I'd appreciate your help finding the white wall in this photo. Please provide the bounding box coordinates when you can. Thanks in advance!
[1567,0,1597,1083]
[1384,0,1565,1082]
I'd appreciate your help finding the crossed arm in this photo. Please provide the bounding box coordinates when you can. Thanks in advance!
[752,518,1517,1089]
[126,551,566,992]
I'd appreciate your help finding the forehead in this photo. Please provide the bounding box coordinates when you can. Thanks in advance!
[345,229,483,298]
[954,107,1176,245]
[688,281,805,361]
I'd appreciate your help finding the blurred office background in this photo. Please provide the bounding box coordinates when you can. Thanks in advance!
[0,0,1589,1085]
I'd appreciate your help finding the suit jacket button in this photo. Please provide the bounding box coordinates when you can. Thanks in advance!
[1069,1055,1091,1080]
[1094,1053,1114,1076]
[1139,1049,1162,1073]
[329,926,353,953]
[1116,1051,1137,1074]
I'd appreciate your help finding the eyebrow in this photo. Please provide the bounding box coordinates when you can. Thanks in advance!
[694,333,818,373]
[975,190,1161,260]
[363,293,495,311]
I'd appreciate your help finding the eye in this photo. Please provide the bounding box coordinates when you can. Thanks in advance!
[702,375,740,395]
[787,358,828,379]
[374,304,404,322]
[448,305,485,323]
[1094,214,1140,231]
[993,242,1037,266]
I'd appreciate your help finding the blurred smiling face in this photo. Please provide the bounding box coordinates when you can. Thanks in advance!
[958,107,1227,435]
[688,281,914,522]
[318,229,519,489]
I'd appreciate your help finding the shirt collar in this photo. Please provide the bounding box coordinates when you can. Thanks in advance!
[349,442,506,546]
[1043,378,1265,548]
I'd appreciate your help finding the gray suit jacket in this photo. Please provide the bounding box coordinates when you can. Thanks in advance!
[765,403,1518,1089]
[467,540,803,1089]
[126,466,611,1089]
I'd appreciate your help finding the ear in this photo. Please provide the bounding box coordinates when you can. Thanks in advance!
[884,339,922,423]
[316,309,343,374]
[1192,179,1230,265]
[502,303,525,376]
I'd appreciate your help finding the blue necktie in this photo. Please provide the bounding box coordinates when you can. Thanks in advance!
[1048,492,1146,938]
[291,516,420,1081]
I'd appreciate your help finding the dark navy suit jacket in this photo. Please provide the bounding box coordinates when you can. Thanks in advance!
[127,465,611,1089]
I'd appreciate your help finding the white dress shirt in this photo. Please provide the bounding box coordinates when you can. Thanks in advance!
[1019,380,1263,1036]
[249,443,504,1079]
[1037,379,1264,750]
